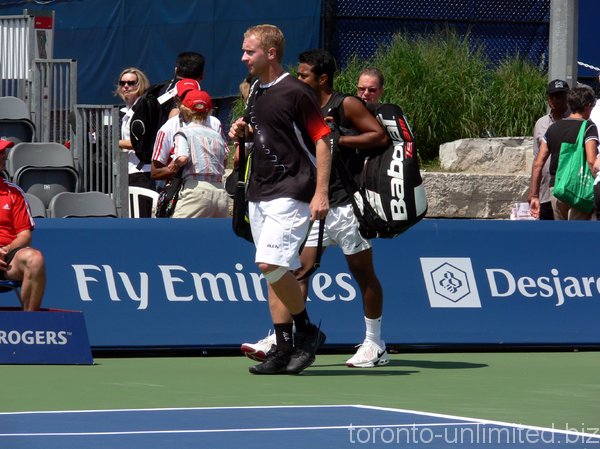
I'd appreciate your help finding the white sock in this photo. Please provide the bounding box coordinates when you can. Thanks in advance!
[364,316,383,347]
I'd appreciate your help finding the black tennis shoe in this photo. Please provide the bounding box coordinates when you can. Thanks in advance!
[248,347,291,375]
[285,324,326,374]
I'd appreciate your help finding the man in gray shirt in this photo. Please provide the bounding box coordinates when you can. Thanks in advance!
[531,79,570,220]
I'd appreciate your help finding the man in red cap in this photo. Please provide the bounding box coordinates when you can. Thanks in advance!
[0,139,46,310]
[150,78,224,183]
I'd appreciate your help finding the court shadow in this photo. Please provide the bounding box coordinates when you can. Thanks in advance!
[308,358,488,374]
[390,359,488,370]
[303,367,420,376]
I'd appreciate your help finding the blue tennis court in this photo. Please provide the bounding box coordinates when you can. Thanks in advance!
[1,405,598,448]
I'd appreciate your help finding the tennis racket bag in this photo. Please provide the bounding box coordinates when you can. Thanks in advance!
[333,99,428,239]
[231,136,253,242]
[231,79,260,243]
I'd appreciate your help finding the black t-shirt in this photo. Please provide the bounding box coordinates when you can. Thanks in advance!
[322,92,368,207]
[543,118,599,186]
[246,74,330,203]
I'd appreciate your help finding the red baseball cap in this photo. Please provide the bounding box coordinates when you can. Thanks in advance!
[0,139,14,152]
[176,78,200,99]
[182,90,213,112]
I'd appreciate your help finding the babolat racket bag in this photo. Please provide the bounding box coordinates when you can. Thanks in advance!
[354,102,428,238]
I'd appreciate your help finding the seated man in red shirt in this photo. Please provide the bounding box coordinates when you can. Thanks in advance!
[0,139,46,311]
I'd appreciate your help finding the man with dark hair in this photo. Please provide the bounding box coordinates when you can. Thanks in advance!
[174,52,205,80]
[161,52,207,120]
[530,79,570,220]
[298,49,390,367]
[530,84,599,220]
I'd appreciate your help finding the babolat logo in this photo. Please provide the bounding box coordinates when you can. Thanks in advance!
[0,330,69,345]
[379,116,408,221]
[420,257,482,308]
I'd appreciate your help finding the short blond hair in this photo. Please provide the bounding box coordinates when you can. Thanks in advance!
[244,24,285,63]
[179,104,210,124]
[114,67,149,101]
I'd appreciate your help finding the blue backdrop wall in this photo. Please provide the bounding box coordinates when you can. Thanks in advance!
[0,0,323,104]
[1,0,599,105]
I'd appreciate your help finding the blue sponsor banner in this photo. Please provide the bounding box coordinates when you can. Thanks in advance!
[31,219,600,348]
[0,308,93,364]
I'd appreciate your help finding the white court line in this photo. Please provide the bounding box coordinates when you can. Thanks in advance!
[356,405,600,441]
[0,404,352,415]
[0,422,478,438]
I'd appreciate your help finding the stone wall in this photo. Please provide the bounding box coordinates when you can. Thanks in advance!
[225,137,535,220]
[423,137,533,219]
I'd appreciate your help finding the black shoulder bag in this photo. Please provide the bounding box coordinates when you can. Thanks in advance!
[231,80,260,242]
[155,131,187,218]
[155,167,184,218]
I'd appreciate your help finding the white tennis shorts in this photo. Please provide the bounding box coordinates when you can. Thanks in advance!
[305,202,371,255]
[249,197,311,270]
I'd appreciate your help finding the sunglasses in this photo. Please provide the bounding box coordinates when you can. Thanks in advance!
[119,80,138,87]
[358,87,379,94]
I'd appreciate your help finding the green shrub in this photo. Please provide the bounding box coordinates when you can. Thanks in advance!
[487,57,548,137]
[334,28,547,162]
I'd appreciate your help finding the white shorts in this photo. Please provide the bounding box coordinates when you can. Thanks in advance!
[249,197,311,270]
[305,202,371,255]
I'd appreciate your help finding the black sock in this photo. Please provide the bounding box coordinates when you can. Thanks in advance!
[274,323,293,354]
[291,309,312,334]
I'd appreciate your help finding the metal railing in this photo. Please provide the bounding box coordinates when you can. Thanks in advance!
[73,105,128,217]
[0,14,32,99]
[30,58,77,144]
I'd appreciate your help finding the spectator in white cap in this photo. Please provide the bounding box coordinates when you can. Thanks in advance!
[170,90,229,218]
[0,139,46,311]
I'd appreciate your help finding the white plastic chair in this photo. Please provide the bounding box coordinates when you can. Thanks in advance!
[128,186,159,218]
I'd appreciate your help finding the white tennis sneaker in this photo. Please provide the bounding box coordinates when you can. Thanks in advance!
[345,340,390,368]
[240,331,276,362]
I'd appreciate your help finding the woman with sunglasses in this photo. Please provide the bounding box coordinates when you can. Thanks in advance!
[114,67,156,216]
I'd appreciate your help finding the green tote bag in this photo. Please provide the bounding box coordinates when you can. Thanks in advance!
[553,120,595,213]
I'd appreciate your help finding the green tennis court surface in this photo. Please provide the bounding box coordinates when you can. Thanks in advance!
[1,351,598,432]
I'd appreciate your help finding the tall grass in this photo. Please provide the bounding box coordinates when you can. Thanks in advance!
[334,29,547,162]
[487,57,547,137]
